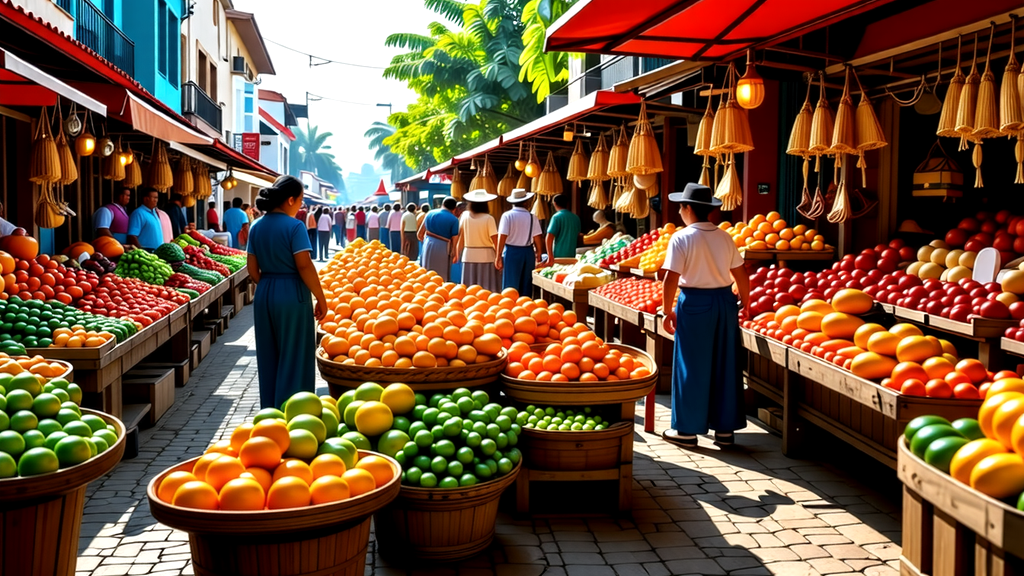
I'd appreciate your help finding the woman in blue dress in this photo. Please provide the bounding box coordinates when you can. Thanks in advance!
[247,175,328,409]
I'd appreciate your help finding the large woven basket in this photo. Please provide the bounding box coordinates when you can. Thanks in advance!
[318,349,507,396]
[499,343,657,406]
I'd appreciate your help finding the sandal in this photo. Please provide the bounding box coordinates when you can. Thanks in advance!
[662,430,698,448]
[714,432,735,446]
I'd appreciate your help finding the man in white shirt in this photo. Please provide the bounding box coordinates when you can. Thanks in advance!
[495,188,544,298]
[659,183,749,449]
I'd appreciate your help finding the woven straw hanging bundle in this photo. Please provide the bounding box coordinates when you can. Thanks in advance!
[35,184,65,229]
[626,101,663,175]
[808,72,834,170]
[534,152,563,196]
[630,180,649,218]
[480,157,498,194]
[830,67,857,157]
[1001,18,1023,135]
[610,178,623,209]
[714,153,742,211]
[103,139,125,181]
[531,195,550,221]
[498,164,516,197]
[607,126,629,178]
[193,163,212,199]
[449,169,466,200]
[123,147,142,188]
[787,81,814,158]
[587,134,610,181]
[567,139,588,182]
[147,141,173,191]
[587,179,609,209]
[955,34,980,151]
[970,25,1002,188]
[717,64,754,154]
[615,180,634,213]
[695,94,716,186]
[516,169,531,191]
[852,68,888,186]
[938,36,965,137]
[30,108,61,185]
[709,94,727,157]
[827,177,851,223]
[56,131,77,186]
[175,156,194,195]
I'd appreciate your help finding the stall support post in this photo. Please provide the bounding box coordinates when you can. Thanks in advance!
[781,366,805,457]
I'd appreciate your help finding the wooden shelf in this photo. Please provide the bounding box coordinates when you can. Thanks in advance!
[587,291,642,327]
[742,248,835,261]
[1001,337,1024,357]
[740,328,788,367]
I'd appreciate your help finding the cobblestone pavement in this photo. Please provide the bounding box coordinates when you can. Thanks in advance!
[77,302,903,576]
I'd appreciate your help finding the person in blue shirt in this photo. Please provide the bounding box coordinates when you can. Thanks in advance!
[223,197,250,249]
[417,196,459,282]
[247,175,328,409]
[126,187,165,250]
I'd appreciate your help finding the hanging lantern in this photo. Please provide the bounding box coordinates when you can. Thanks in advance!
[524,143,541,178]
[736,50,765,109]
[514,141,526,172]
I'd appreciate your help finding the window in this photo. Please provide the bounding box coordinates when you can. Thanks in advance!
[168,8,179,87]
[209,62,218,101]
[198,50,208,91]
[243,82,255,132]
[157,1,168,77]
[234,78,256,134]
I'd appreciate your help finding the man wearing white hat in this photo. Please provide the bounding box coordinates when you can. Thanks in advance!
[417,196,460,281]
[496,188,544,297]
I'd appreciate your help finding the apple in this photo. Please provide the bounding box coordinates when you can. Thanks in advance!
[1016,328,1024,342]
[1009,302,1024,319]
[979,300,1010,319]
[984,282,1003,294]
[994,235,1014,251]
[945,228,968,248]
[964,239,986,252]
[926,300,945,315]
[950,304,973,322]
[889,238,906,250]
[959,217,981,232]
[996,209,1012,224]
[981,220,999,234]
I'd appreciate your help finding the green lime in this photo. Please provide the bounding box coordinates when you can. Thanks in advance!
[485,458,498,474]
[951,418,985,441]
[17,447,58,476]
[80,414,107,433]
[910,424,960,458]
[0,429,23,457]
[497,457,513,475]
[428,394,446,408]
[253,407,286,423]
[459,473,478,487]
[442,417,463,437]
[408,421,427,438]
[51,389,70,404]
[0,411,7,432]
[500,406,518,420]
[36,418,61,437]
[483,403,502,421]
[456,397,475,416]
[63,421,93,437]
[431,426,444,441]
[354,382,384,402]
[471,390,490,405]
[447,460,463,476]
[439,476,459,489]
[376,430,411,458]
[92,429,117,447]
[465,431,482,448]
[434,440,455,458]
[337,390,357,415]
[419,472,437,488]
[44,431,68,450]
[60,402,80,415]
[474,463,492,479]
[411,405,427,422]
[343,400,365,429]
[414,393,427,407]
[10,410,37,433]
[22,429,45,449]
[506,430,518,446]
[287,414,327,444]
[47,377,69,390]
[283,392,324,421]
[0,452,14,477]
[440,403,460,418]
[480,438,497,456]
[496,433,508,449]
[321,408,339,438]
[55,408,79,426]
[83,437,97,457]
[54,436,92,467]
[91,436,109,454]
[495,415,512,432]
[392,416,411,432]
[284,429,319,460]
[0,394,6,411]
[451,388,471,400]
[7,373,41,396]
[457,447,475,464]
[430,456,448,475]
[435,411,451,425]
[65,384,82,405]
[413,455,431,470]
[405,466,423,485]
[402,441,419,458]
[5,389,32,412]
[904,415,951,442]
[341,431,371,451]
[468,410,490,424]
[414,430,434,448]
[472,421,487,436]
[485,423,501,439]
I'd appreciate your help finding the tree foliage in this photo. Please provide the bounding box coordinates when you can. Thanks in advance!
[290,124,347,194]
[364,121,416,182]
[518,0,577,103]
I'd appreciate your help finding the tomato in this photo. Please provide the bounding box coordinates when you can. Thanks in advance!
[40,273,55,287]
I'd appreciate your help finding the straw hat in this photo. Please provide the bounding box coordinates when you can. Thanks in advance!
[464,189,497,203]
[507,188,535,203]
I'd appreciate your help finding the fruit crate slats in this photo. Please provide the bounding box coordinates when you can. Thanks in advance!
[1001,337,1024,357]
[928,314,1016,340]
[898,438,1024,575]
[532,273,590,319]
[587,291,642,327]
[25,336,115,362]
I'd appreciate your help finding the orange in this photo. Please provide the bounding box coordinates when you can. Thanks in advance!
[393,336,416,357]
[474,334,503,356]
[238,436,283,470]
[205,440,237,457]
[251,419,291,453]
[172,481,220,510]
[241,467,273,493]
[619,356,635,372]
[560,363,581,380]
[266,476,311,509]
[218,478,266,511]
[563,311,578,325]
[514,316,537,335]
[311,454,347,479]
[593,363,610,379]
[542,354,563,373]
[310,475,351,505]
[205,456,246,492]
[427,337,448,357]
[561,345,583,363]
[354,455,394,487]
[158,470,198,503]
[342,468,378,497]
[273,459,315,485]
[191,453,224,481]
[494,319,515,338]
[457,345,478,363]
[412,351,436,368]
[581,341,605,360]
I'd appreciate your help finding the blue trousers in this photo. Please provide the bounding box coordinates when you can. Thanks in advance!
[390,231,402,255]
[380,228,390,251]
[671,287,745,434]
[253,273,316,409]
[356,225,366,240]
[502,245,534,298]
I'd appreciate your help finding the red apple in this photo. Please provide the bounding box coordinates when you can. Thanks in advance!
[889,238,906,250]
[996,209,1012,224]
[982,220,999,234]
[945,228,968,247]
[950,304,973,322]
[980,300,1011,319]
[959,217,981,232]
[899,246,915,261]
[1008,302,1024,319]
[984,282,1002,294]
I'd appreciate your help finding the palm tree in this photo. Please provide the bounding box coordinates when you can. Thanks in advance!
[291,124,346,193]
[365,122,415,181]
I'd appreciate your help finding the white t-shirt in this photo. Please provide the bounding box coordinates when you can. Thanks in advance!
[460,212,497,248]
[498,207,542,247]
[366,212,380,228]
[318,214,333,231]
[402,212,419,232]
[662,222,743,288]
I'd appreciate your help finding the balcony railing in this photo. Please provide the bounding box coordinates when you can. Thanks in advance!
[74,0,134,77]
[182,82,223,133]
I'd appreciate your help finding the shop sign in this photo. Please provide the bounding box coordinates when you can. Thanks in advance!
[233,133,261,161]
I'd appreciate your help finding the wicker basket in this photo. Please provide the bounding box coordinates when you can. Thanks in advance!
[0,408,124,576]
[148,451,400,576]
[317,349,507,396]
[519,421,633,472]
[500,343,657,406]
[374,461,520,563]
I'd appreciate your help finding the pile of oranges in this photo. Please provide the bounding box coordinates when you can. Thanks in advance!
[318,240,613,370]
[723,212,828,252]
[52,326,115,348]
[505,341,650,382]
[0,353,68,379]
[156,395,394,511]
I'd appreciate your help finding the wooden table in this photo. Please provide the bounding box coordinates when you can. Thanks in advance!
[878,303,1015,368]
[532,273,590,319]
[742,248,835,268]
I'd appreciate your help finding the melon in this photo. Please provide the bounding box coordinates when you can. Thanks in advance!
[1001,270,1024,295]
[851,352,899,381]
[854,323,887,349]
[867,331,901,356]
[917,246,934,263]
[961,251,977,268]
[831,289,873,315]
[800,299,834,315]
[796,311,824,332]
[918,262,943,280]
[947,265,972,283]
[820,313,864,340]
[895,335,942,363]
[930,248,950,266]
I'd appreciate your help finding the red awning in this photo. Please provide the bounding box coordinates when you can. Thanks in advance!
[545,0,894,61]
[73,82,212,145]
[259,107,295,141]
[0,49,106,115]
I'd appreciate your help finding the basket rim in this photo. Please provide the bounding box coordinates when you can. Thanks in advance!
[394,459,521,499]
[519,419,633,437]
[318,347,507,375]
[500,343,657,389]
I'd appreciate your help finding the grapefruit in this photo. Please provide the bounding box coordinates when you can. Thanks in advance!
[354,401,393,437]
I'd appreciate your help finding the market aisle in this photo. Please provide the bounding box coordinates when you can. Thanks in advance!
[76,304,902,576]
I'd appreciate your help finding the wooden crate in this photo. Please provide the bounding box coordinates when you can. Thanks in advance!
[898,438,1024,576]
[192,330,212,363]
[138,359,191,388]
[122,368,174,427]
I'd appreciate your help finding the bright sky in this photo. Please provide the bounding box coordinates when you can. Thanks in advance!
[233,0,440,188]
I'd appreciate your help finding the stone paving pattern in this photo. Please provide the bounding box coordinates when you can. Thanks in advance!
[77,304,903,576]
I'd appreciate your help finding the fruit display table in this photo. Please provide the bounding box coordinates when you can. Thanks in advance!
[878,303,1014,368]
[532,273,590,319]
[606,264,656,279]
[742,247,835,268]
[897,437,1024,575]
[741,328,983,468]
[188,276,231,322]
[586,290,642,348]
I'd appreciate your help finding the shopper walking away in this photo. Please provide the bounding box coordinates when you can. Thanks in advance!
[389,202,403,256]
[660,183,750,448]
[496,188,543,298]
[366,206,380,242]
[354,206,366,241]
[380,204,392,251]
[247,175,327,409]
[224,198,250,249]
[334,206,347,248]
[418,196,460,282]
[457,190,499,292]
[317,208,333,261]
[546,194,582,262]
[417,203,429,261]
[305,206,318,257]
[401,203,419,260]
[206,201,220,232]
[167,193,189,238]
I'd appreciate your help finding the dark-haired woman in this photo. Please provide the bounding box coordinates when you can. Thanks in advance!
[247,175,328,409]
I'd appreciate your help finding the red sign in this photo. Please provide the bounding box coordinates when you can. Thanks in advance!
[240,133,260,161]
